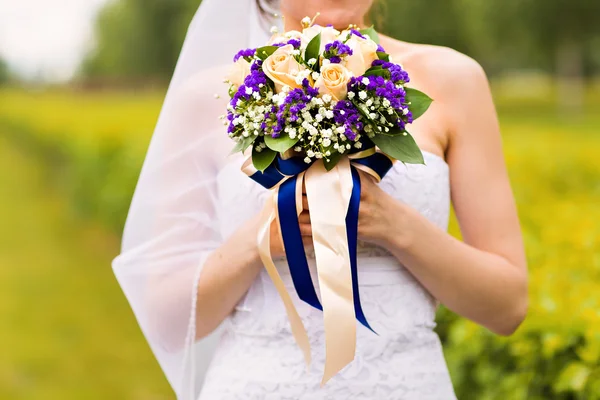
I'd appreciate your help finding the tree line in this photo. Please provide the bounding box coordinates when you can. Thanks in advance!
[82,0,600,83]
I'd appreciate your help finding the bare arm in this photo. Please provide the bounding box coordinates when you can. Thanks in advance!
[357,55,528,335]
[194,216,264,339]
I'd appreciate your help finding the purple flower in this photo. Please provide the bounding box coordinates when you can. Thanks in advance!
[370,60,410,84]
[350,29,365,39]
[233,48,256,62]
[324,41,353,64]
[333,100,363,141]
[376,44,386,53]
[287,38,301,49]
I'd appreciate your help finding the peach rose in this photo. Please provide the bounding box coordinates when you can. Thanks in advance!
[344,35,379,76]
[262,44,304,93]
[226,57,251,87]
[302,26,340,53]
[315,63,352,101]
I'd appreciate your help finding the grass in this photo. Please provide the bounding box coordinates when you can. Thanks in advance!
[0,134,172,399]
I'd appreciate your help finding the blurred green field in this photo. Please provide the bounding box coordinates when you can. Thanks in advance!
[0,83,599,399]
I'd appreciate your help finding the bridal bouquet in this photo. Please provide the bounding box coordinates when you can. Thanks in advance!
[222,17,432,383]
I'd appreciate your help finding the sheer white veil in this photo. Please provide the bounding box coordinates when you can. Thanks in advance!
[112,1,279,398]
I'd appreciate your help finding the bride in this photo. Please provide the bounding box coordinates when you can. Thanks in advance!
[112,0,528,399]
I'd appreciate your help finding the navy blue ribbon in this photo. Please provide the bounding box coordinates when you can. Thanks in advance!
[247,146,393,331]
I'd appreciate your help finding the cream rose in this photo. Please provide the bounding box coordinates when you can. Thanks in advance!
[302,26,340,52]
[226,57,251,87]
[344,35,379,77]
[262,44,304,93]
[315,63,352,101]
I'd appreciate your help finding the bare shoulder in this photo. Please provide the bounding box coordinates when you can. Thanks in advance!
[379,35,489,98]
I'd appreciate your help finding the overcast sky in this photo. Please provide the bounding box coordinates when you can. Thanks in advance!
[0,0,109,81]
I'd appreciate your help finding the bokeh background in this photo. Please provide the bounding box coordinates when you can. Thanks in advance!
[0,0,599,399]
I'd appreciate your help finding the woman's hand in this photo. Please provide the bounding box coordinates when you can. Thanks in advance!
[267,197,314,259]
[296,170,405,250]
[356,169,407,248]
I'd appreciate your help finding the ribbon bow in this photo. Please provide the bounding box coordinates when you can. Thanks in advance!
[242,144,394,384]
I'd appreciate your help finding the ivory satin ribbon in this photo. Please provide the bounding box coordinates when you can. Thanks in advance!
[242,149,392,385]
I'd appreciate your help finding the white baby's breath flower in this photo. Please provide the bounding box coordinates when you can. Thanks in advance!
[294,146,302,152]
[402,108,410,115]
[366,99,373,107]
[325,150,331,156]
[322,138,332,147]
[282,85,291,93]
[315,114,323,122]
[358,91,367,100]
[382,99,391,108]
[347,92,355,100]
[311,71,320,81]
[245,87,253,95]
[346,144,351,150]
[362,77,370,85]
[354,142,363,149]
[336,126,346,134]
[369,112,377,119]
[315,152,323,159]
[308,58,317,66]
[325,110,334,119]
[270,26,279,34]
[307,150,315,158]
[322,94,332,103]
[302,16,311,25]
[322,58,331,66]
[252,92,261,100]
[304,157,312,164]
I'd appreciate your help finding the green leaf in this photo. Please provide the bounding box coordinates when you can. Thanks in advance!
[405,87,433,120]
[364,66,390,79]
[256,46,278,61]
[359,26,380,44]
[370,131,425,165]
[304,33,321,69]
[554,362,591,393]
[377,51,390,62]
[323,148,343,171]
[230,135,255,155]
[264,134,300,153]
[252,145,277,172]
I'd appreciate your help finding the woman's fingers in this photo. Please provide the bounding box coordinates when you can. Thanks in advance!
[298,210,311,223]
[302,195,309,211]
[299,223,312,237]
[302,236,314,248]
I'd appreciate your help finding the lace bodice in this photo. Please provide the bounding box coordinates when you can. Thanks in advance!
[199,152,457,399]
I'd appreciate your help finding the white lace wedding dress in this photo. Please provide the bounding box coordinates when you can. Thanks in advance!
[197,151,457,400]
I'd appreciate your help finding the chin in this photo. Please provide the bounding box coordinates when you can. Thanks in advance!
[282,0,372,29]
[317,9,366,29]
